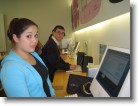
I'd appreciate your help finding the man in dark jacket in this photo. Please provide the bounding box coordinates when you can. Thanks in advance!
[41,25,76,82]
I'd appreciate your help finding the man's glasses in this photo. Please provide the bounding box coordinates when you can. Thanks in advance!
[55,31,65,36]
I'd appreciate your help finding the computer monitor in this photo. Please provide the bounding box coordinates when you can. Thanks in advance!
[61,38,71,49]
[77,52,85,66]
[61,38,71,54]
[90,46,130,97]
[73,42,80,53]
[82,56,93,72]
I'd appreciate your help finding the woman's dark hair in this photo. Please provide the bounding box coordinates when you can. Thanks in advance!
[7,18,38,42]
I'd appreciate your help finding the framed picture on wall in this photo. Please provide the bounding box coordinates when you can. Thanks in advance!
[71,0,101,30]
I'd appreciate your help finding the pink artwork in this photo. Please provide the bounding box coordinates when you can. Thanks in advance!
[72,0,101,29]
[72,0,79,29]
[79,0,101,24]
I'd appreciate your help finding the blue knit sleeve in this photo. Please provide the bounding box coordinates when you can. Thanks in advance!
[46,75,55,96]
[1,62,30,97]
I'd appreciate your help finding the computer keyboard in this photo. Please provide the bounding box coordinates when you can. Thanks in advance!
[66,65,82,72]
[64,93,78,97]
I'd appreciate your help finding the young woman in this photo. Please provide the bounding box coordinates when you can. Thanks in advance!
[0,18,55,97]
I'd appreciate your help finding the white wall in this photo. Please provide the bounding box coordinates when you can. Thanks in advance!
[72,12,130,65]
[0,0,72,51]
[0,0,130,59]
[0,14,6,52]
[73,0,130,31]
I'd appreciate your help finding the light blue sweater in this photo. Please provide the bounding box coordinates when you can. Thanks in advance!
[0,50,55,97]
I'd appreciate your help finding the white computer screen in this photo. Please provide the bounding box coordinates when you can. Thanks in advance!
[90,46,130,97]
[73,42,80,53]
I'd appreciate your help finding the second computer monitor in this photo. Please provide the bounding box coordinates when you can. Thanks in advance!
[73,42,80,53]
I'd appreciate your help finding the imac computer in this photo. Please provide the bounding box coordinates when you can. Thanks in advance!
[90,46,130,97]
[73,42,80,54]
[61,38,71,54]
